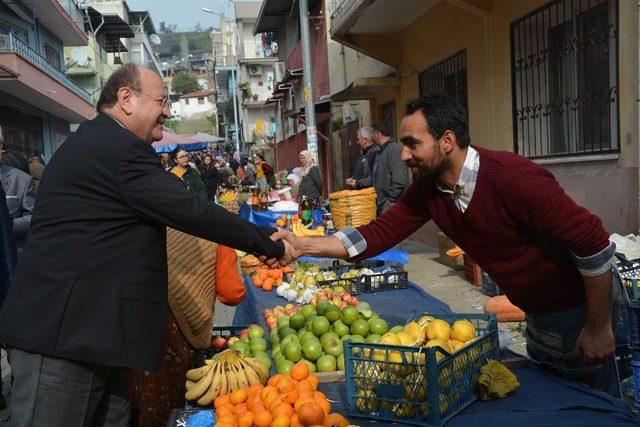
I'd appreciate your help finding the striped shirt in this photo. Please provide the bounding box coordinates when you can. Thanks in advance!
[436,146,479,213]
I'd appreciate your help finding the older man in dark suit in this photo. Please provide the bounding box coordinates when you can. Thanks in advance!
[0,64,294,426]
[0,152,36,251]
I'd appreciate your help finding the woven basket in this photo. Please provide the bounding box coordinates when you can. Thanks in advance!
[167,228,217,350]
[329,187,377,231]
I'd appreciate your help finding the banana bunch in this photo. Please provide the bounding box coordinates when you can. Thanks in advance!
[218,190,237,203]
[292,220,325,237]
[185,349,268,406]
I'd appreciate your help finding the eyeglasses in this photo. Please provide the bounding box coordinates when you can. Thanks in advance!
[176,154,189,159]
[132,89,170,108]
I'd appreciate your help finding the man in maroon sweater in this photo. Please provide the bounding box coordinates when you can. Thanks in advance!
[275,94,620,396]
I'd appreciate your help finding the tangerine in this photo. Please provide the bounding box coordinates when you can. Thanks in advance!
[253,409,273,427]
[290,362,310,381]
[294,397,317,414]
[271,414,291,427]
[237,411,254,427]
[323,413,349,427]
[281,388,299,404]
[271,402,294,419]
[313,391,326,401]
[247,383,264,396]
[276,376,296,394]
[290,414,304,427]
[306,375,319,390]
[230,388,248,405]
[262,385,278,400]
[268,396,284,413]
[217,413,237,425]
[253,276,263,287]
[316,397,331,415]
[233,403,248,415]
[297,402,325,426]
[216,404,235,417]
[214,394,231,409]
[268,374,284,388]
[263,280,274,291]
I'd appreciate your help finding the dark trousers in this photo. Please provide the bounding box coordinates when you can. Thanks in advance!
[6,348,131,426]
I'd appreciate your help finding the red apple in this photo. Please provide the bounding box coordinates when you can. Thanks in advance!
[348,297,359,306]
[212,336,227,350]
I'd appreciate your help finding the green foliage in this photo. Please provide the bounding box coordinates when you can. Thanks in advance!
[153,30,213,57]
[172,71,202,95]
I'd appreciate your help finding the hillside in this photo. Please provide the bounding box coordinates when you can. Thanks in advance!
[154,30,213,59]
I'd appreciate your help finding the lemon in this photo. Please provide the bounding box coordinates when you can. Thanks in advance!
[417,315,434,326]
[355,389,379,412]
[450,319,476,342]
[426,319,451,341]
[447,339,465,352]
[425,339,451,361]
[395,331,415,346]
[379,332,401,346]
[403,321,426,342]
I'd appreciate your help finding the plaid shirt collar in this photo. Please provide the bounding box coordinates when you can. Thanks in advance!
[435,146,480,212]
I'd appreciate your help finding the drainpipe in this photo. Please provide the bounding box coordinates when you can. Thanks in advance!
[637,1,640,233]
[340,45,347,89]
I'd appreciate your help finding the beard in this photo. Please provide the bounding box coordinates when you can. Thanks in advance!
[406,150,451,186]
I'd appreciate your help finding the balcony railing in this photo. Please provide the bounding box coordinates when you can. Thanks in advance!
[240,39,278,60]
[0,33,92,102]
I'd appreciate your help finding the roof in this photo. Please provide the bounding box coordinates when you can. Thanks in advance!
[235,2,262,20]
[128,10,157,34]
[180,89,215,99]
[84,7,134,39]
[254,0,321,34]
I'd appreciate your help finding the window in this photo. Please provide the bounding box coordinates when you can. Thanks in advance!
[43,43,61,69]
[510,0,618,158]
[198,97,205,105]
[0,18,28,43]
[185,99,190,105]
[419,50,468,115]
[380,102,396,140]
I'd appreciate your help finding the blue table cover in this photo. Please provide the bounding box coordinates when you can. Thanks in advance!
[318,365,640,426]
[232,276,451,329]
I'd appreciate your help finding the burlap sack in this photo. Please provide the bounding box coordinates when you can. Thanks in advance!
[166,228,217,350]
[329,187,377,231]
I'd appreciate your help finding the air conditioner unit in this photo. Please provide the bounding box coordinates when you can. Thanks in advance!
[249,65,262,76]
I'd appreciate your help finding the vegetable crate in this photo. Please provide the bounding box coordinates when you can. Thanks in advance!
[344,313,499,426]
[614,254,640,302]
[325,262,408,294]
[192,325,248,368]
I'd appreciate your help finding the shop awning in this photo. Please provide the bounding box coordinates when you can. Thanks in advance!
[331,77,401,102]
[152,131,208,153]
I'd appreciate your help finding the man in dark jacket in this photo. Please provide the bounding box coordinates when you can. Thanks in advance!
[0,152,36,251]
[369,122,409,214]
[0,64,293,426]
[345,125,379,190]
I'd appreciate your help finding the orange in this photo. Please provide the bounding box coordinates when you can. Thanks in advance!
[267,396,284,413]
[281,388,299,404]
[316,397,330,415]
[247,383,264,396]
[268,374,284,388]
[217,413,237,425]
[216,422,235,427]
[276,277,283,285]
[323,413,349,427]
[233,403,248,415]
[294,397,317,414]
[263,281,274,291]
[262,385,278,400]
[214,394,231,409]
[263,392,280,411]
[237,411,254,427]
[306,375,318,391]
[271,414,291,427]
[271,402,294,419]
[297,402,325,426]
[217,404,235,417]
[297,380,314,394]
[290,362,310,381]
[230,388,248,405]
[298,388,314,399]
[313,391,326,401]
[290,414,304,427]
[259,269,269,281]
[253,409,273,427]
[248,399,266,413]
[254,276,263,287]
[276,376,296,394]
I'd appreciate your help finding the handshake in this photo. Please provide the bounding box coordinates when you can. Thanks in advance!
[258,230,348,268]
[265,230,303,267]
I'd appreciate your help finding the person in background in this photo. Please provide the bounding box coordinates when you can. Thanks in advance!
[28,151,46,188]
[287,173,301,200]
[0,184,16,411]
[254,153,275,190]
[169,148,207,201]
[0,151,36,251]
[345,126,379,190]
[297,150,322,202]
[242,159,256,186]
[160,153,171,170]
[215,160,230,189]
[199,155,218,201]
[369,122,409,215]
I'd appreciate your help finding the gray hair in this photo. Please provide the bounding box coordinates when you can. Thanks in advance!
[357,126,374,142]
[96,64,142,113]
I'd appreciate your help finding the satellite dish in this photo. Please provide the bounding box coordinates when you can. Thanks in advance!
[150,34,161,45]
[70,48,89,66]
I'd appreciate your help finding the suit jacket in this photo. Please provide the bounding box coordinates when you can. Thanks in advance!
[0,165,36,249]
[0,114,284,371]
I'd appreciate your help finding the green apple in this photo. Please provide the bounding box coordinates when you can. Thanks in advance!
[317,354,337,372]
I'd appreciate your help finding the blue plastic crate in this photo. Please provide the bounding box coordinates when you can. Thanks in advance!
[344,313,499,426]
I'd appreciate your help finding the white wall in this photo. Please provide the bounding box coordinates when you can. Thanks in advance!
[171,97,217,119]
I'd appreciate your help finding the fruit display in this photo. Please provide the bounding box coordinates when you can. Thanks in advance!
[249,265,292,292]
[185,348,269,406]
[211,361,350,427]
[219,325,273,371]
[268,301,390,374]
[263,304,301,331]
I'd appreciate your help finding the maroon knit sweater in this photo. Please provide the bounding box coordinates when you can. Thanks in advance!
[353,146,610,313]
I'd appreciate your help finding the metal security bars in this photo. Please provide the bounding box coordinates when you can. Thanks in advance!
[381,101,396,140]
[510,0,618,159]
[419,50,468,115]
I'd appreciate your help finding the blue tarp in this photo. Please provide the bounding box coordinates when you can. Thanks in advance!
[152,141,208,154]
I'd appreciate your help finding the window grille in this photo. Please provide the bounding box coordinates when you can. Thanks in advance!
[419,49,468,115]
[381,102,396,140]
[510,0,618,158]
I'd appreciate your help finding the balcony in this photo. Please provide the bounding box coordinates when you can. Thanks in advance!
[0,33,94,122]
[37,0,87,45]
[239,39,278,61]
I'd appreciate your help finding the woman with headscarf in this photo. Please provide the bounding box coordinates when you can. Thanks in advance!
[296,150,322,202]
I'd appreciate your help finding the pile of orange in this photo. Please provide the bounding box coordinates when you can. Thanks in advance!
[251,266,292,292]
[213,362,349,427]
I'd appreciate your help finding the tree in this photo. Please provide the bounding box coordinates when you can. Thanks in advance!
[172,71,201,95]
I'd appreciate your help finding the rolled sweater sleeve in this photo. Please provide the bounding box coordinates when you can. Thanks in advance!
[499,162,612,276]
[336,183,430,262]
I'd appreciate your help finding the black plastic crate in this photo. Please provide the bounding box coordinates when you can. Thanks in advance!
[614,254,640,302]
[358,270,409,293]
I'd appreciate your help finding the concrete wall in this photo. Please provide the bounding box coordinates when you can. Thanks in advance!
[243,106,276,143]
[171,97,216,119]
[358,0,639,243]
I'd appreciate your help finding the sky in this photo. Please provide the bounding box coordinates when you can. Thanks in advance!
[125,0,246,32]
